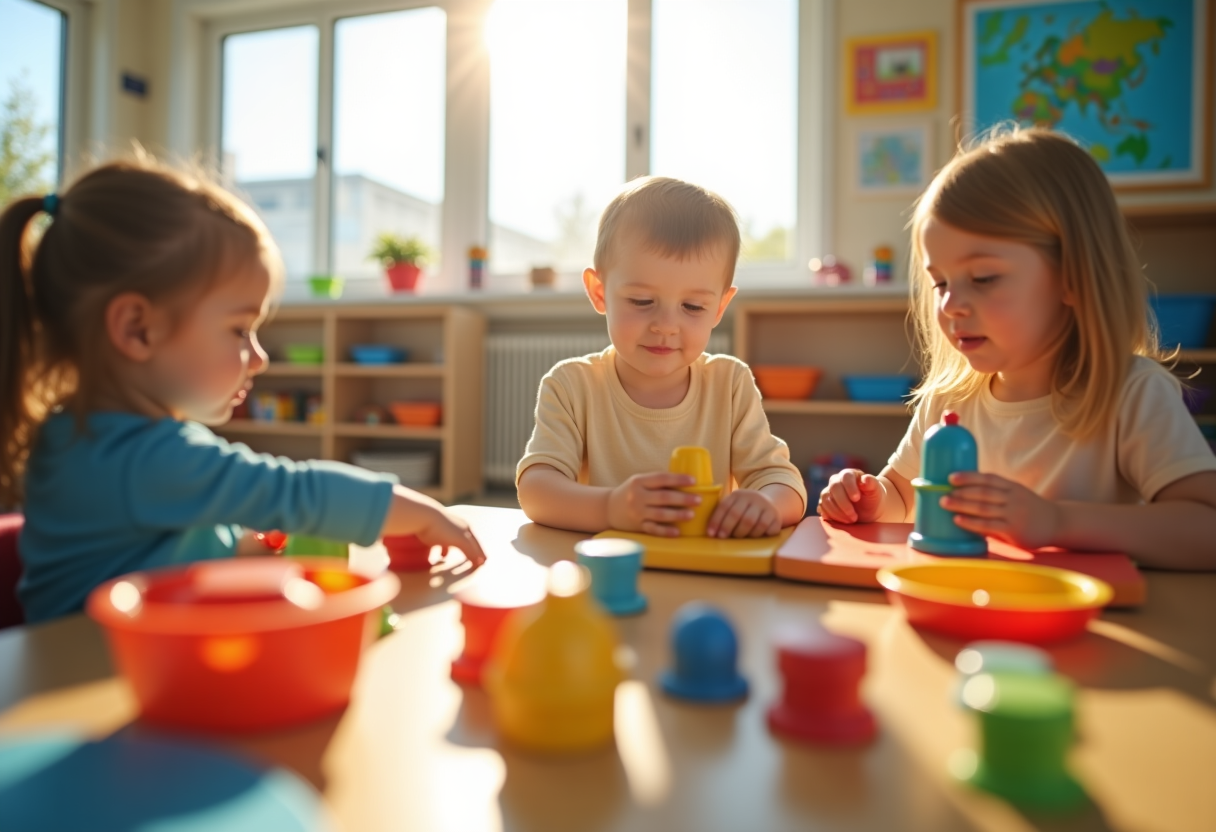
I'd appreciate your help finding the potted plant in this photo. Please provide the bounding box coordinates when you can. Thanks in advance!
[370,233,431,293]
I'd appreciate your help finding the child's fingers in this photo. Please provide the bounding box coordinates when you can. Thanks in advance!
[714,499,751,538]
[645,506,695,524]
[816,491,848,523]
[641,520,680,537]
[459,531,487,567]
[730,504,763,538]
[858,473,880,494]
[953,513,1004,537]
[640,473,697,490]
[839,470,862,502]
[648,488,702,507]
[825,483,859,521]
[941,494,1004,519]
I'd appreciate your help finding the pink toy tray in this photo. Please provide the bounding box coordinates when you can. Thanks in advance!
[775,518,1145,608]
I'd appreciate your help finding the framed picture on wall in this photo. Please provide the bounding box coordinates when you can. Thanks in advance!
[854,122,933,196]
[845,30,939,115]
[959,0,1213,190]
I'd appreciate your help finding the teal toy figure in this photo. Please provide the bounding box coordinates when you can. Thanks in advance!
[908,411,987,557]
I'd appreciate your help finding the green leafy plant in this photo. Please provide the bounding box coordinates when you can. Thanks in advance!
[370,232,431,267]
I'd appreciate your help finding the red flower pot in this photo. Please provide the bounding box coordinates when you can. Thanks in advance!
[386,262,422,293]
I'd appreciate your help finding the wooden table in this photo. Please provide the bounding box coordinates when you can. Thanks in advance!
[2,506,1213,832]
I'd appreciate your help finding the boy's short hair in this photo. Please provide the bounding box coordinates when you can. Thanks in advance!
[593,176,741,287]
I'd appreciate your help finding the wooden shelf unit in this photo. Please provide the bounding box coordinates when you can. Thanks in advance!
[735,297,917,471]
[215,304,485,504]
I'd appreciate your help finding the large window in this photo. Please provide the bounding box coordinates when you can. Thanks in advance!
[0,0,66,204]
[333,8,446,281]
[486,0,626,278]
[207,0,823,291]
[651,0,798,264]
[221,25,320,281]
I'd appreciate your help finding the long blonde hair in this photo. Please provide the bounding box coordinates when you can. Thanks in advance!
[0,152,281,506]
[908,126,1160,438]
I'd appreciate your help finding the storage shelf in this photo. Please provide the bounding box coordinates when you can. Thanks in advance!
[334,362,446,378]
[1177,349,1216,363]
[220,420,324,436]
[762,400,910,417]
[333,423,445,440]
[260,363,324,377]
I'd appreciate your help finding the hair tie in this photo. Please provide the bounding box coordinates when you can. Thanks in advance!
[42,193,60,216]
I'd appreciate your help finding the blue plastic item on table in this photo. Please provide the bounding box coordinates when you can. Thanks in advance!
[350,344,408,365]
[0,733,329,832]
[909,411,987,557]
[842,374,916,402]
[575,538,647,616]
[1150,294,1216,349]
[660,603,748,703]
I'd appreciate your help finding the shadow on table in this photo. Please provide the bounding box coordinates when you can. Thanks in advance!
[444,686,628,832]
[0,615,115,709]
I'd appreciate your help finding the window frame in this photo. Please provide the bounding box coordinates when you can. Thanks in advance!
[191,0,833,294]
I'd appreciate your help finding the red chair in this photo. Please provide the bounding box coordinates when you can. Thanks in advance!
[0,514,24,629]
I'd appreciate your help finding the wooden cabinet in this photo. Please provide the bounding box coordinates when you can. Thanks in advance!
[216,304,485,504]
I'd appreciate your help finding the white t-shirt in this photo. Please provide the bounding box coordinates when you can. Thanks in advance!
[889,356,1216,518]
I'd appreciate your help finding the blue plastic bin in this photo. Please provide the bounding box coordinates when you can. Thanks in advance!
[1150,294,1216,350]
[350,344,408,365]
[842,374,916,402]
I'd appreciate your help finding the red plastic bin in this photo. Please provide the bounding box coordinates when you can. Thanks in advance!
[87,557,399,732]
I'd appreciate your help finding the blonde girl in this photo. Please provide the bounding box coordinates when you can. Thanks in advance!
[0,156,484,622]
[818,128,1216,570]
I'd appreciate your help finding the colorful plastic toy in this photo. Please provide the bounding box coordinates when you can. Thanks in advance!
[86,557,399,732]
[669,446,722,537]
[954,672,1086,812]
[484,562,624,753]
[574,538,647,616]
[909,411,987,556]
[660,603,748,703]
[284,534,349,558]
[953,641,1052,706]
[877,561,1113,644]
[767,627,875,745]
[383,535,433,572]
[451,571,546,686]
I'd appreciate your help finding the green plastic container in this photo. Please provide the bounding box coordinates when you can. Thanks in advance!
[284,534,349,558]
[309,275,344,299]
[284,344,324,365]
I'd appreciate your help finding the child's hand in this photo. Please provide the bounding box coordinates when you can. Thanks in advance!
[708,489,781,538]
[943,472,1061,550]
[607,472,700,537]
[383,485,487,567]
[818,469,884,524]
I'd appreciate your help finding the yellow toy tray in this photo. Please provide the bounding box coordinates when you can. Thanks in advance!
[593,528,794,576]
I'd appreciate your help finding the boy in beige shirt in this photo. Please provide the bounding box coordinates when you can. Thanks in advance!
[516,177,806,538]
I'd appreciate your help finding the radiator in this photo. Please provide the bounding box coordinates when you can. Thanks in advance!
[484,331,731,486]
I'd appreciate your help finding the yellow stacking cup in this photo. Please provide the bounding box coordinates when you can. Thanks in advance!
[669,446,722,537]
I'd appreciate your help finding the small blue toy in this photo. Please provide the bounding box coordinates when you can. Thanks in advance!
[660,603,748,703]
[909,411,988,557]
[574,538,647,616]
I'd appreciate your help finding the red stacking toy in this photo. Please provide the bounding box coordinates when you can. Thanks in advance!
[451,575,546,686]
[766,628,876,745]
[383,535,434,571]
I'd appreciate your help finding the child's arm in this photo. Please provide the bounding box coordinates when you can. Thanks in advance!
[382,485,485,566]
[518,463,699,536]
[945,470,1216,570]
[817,466,915,524]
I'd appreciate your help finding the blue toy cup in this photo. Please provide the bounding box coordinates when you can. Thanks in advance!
[574,538,647,616]
[909,412,987,557]
[660,603,748,703]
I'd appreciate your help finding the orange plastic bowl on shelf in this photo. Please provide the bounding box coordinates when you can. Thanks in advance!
[86,558,399,732]
[876,561,1112,644]
[752,366,823,400]
[390,401,443,427]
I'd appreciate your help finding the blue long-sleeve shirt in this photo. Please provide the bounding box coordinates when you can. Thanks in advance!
[18,412,397,623]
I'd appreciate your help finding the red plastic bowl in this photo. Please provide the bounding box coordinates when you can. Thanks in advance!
[87,558,399,732]
[876,561,1113,645]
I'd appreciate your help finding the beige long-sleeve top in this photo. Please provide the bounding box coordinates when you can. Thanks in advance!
[516,347,807,511]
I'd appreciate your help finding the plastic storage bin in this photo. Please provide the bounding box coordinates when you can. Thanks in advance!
[1150,294,1216,349]
[842,374,916,402]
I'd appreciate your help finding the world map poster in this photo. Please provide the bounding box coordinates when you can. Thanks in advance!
[962,0,1210,187]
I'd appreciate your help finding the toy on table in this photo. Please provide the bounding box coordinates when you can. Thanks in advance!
[767,627,875,745]
[669,446,722,537]
[383,535,433,571]
[909,411,987,557]
[877,561,1113,644]
[863,245,894,286]
[952,672,1086,813]
[484,562,624,753]
[953,641,1052,707]
[574,538,647,616]
[660,603,748,703]
[451,572,546,686]
[86,557,399,732]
